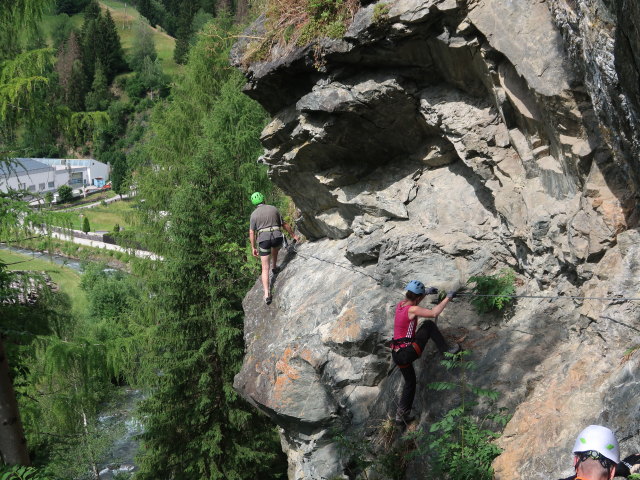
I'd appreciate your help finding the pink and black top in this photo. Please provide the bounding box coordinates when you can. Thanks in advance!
[393,301,417,348]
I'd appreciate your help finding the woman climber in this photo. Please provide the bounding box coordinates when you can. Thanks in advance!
[391,280,460,425]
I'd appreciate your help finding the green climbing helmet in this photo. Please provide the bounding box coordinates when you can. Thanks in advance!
[251,192,265,205]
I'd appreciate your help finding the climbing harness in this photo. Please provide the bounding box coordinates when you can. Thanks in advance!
[257,226,282,234]
[390,338,423,368]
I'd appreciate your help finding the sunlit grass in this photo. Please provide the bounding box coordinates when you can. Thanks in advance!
[40,1,178,76]
[100,0,179,75]
[49,199,136,232]
[0,249,88,317]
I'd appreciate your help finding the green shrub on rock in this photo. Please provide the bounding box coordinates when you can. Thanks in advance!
[466,268,516,314]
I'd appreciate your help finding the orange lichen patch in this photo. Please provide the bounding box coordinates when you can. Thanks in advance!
[276,346,301,379]
[271,346,302,410]
[299,348,320,367]
[493,352,610,479]
[593,195,627,234]
[328,306,362,343]
[255,353,277,379]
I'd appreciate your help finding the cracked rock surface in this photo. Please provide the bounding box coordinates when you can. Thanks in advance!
[232,0,640,478]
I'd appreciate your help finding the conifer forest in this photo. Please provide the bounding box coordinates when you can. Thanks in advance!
[3,0,640,479]
[1,0,286,478]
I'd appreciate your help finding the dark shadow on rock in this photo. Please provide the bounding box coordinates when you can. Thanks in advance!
[269,241,298,293]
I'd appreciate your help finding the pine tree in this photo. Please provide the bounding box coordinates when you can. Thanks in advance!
[110,151,128,195]
[130,18,157,71]
[136,0,155,26]
[85,60,110,111]
[132,18,285,479]
[173,3,199,64]
[80,5,126,85]
[81,14,99,84]
[98,9,126,82]
[56,32,86,111]
[68,59,87,111]
[83,0,101,21]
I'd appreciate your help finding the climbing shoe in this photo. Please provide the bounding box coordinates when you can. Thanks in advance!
[447,343,462,355]
[271,266,281,275]
[265,296,272,305]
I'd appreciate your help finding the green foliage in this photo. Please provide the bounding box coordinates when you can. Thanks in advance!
[44,191,53,206]
[402,351,510,480]
[0,0,50,61]
[331,352,508,480]
[333,424,405,480]
[623,344,640,360]
[81,6,127,84]
[55,0,90,15]
[130,18,285,480]
[0,48,54,124]
[84,61,111,111]
[112,158,128,196]
[47,14,74,49]
[129,17,158,71]
[82,215,90,233]
[372,2,390,23]
[65,110,110,145]
[56,185,73,203]
[4,256,142,476]
[244,0,359,63]
[466,268,516,314]
[0,465,51,480]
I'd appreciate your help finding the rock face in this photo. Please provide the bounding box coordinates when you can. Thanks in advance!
[232,1,640,478]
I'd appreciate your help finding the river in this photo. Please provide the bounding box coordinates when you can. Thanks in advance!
[1,245,85,272]
[1,245,142,479]
[97,389,144,480]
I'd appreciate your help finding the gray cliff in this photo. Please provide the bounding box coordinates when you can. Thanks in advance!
[231,0,640,478]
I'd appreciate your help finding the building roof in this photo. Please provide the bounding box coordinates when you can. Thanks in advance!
[33,158,97,167]
[0,158,50,177]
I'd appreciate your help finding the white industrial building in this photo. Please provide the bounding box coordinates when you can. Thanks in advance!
[0,158,110,194]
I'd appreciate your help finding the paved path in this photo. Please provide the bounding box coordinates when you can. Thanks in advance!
[61,194,130,212]
[49,230,162,261]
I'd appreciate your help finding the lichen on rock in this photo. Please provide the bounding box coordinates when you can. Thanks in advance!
[232,0,640,478]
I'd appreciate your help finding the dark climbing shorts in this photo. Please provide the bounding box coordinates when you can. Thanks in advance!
[258,237,283,256]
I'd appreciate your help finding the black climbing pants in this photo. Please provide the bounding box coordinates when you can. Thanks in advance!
[392,320,449,416]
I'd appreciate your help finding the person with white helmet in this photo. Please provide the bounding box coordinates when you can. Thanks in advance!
[558,425,640,480]
[568,425,620,480]
[248,192,298,305]
[391,280,461,426]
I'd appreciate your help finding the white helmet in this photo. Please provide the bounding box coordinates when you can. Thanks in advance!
[572,425,620,463]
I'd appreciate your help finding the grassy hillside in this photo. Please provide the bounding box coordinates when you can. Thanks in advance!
[100,0,179,75]
[41,1,179,76]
